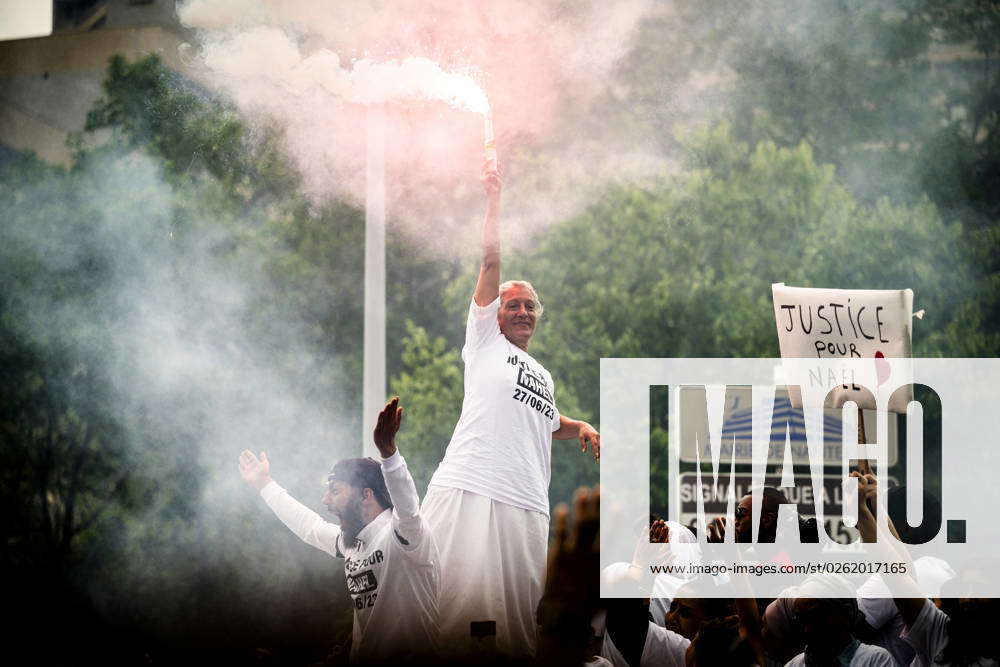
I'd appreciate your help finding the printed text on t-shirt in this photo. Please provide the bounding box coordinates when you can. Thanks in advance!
[513,387,556,419]
[515,365,554,404]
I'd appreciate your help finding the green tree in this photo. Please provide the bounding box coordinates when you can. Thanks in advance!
[618,1,997,211]
[389,321,464,495]
[621,2,1000,355]
[1,57,362,661]
[500,124,972,422]
[494,124,974,511]
[84,54,300,210]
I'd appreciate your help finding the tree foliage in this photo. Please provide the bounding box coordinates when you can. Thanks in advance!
[389,321,464,495]
[495,125,972,423]
[2,7,999,655]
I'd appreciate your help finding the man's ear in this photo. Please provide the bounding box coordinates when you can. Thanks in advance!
[361,487,374,502]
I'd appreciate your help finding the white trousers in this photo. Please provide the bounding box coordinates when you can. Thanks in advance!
[421,486,549,660]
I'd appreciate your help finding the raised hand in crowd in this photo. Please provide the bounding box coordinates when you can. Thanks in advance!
[238,450,273,491]
[373,395,403,458]
[537,486,600,666]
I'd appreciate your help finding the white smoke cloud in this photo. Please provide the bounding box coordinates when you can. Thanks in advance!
[177,0,663,255]
[2,149,358,620]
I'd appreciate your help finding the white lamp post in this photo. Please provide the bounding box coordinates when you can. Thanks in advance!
[362,104,386,457]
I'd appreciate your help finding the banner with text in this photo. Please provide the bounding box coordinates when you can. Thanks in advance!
[771,283,914,412]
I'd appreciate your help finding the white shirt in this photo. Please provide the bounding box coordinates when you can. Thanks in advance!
[784,641,897,666]
[601,621,690,667]
[585,657,615,667]
[598,561,689,628]
[856,575,915,666]
[429,297,561,515]
[260,452,440,663]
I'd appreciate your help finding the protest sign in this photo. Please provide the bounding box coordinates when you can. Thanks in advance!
[771,283,915,412]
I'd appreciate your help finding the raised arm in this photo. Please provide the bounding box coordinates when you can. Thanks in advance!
[537,487,602,666]
[473,163,502,307]
[238,450,342,558]
[373,397,426,550]
[730,547,767,665]
[851,472,926,629]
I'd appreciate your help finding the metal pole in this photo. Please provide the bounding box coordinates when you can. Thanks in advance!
[363,104,386,457]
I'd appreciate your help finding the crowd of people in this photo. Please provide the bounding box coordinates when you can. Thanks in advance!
[580,474,999,667]
[237,164,997,666]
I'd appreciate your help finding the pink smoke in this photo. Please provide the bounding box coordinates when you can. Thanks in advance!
[178,0,655,253]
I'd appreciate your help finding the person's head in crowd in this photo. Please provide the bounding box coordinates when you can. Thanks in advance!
[734,487,787,542]
[937,597,1000,663]
[762,596,805,664]
[323,458,393,544]
[912,556,955,600]
[686,615,757,667]
[666,589,735,641]
[788,574,861,663]
[936,568,1000,663]
[792,597,859,661]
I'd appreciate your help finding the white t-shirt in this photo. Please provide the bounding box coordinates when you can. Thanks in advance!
[429,297,561,515]
[900,599,999,667]
[601,621,690,667]
[784,641,897,666]
[260,452,440,663]
[598,561,688,628]
[585,657,615,667]
[856,575,915,666]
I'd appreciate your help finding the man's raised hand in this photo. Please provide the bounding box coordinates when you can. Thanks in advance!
[850,471,881,542]
[537,486,600,665]
[629,519,671,581]
[650,518,670,543]
[239,450,272,491]
[374,396,403,459]
[480,160,502,201]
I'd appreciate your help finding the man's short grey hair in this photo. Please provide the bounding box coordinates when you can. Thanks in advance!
[499,279,544,318]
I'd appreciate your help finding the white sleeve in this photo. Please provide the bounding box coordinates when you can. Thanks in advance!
[380,451,428,553]
[857,575,898,629]
[260,481,343,558]
[642,623,690,667]
[851,645,898,666]
[900,598,949,663]
[463,297,501,359]
[866,647,898,666]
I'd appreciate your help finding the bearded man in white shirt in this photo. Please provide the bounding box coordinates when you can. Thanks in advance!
[421,163,602,660]
[239,397,439,664]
